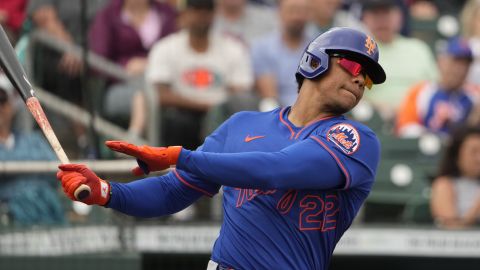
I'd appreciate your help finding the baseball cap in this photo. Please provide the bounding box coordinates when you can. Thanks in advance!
[441,37,473,60]
[361,0,399,11]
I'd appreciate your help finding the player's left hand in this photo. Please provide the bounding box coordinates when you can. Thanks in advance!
[105,141,182,176]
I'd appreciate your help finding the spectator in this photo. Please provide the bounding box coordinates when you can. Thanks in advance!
[251,0,311,110]
[306,0,364,37]
[361,0,438,120]
[396,37,474,137]
[28,0,108,104]
[89,0,178,138]
[212,0,277,45]
[0,74,65,226]
[146,0,253,150]
[0,0,27,45]
[460,0,480,86]
[28,0,108,157]
[431,125,480,229]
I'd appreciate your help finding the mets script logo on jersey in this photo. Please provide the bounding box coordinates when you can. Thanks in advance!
[327,124,360,155]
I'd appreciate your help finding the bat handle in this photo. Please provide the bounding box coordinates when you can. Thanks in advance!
[74,184,92,201]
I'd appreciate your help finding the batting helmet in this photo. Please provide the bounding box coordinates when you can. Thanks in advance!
[296,27,386,85]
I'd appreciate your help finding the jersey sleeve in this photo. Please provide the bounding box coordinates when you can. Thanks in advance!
[176,121,379,192]
[310,122,380,190]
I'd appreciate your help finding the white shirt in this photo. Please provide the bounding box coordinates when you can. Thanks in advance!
[146,30,253,106]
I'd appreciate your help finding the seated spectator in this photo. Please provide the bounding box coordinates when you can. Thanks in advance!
[396,37,474,137]
[0,74,65,226]
[212,0,277,46]
[431,125,480,229]
[251,0,311,110]
[146,0,253,150]
[89,0,178,138]
[0,0,27,45]
[28,0,108,157]
[360,0,438,120]
[28,0,108,104]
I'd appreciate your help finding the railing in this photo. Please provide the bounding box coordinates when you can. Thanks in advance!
[22,30,159,146]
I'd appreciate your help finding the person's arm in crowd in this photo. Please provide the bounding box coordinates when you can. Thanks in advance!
[156,83,211,112]
[431,176,480,228]
[30,4,82,76]
[250,38,280,109]
[31,5,73,43]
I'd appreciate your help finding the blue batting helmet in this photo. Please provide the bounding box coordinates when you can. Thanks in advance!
[296,27,386,85]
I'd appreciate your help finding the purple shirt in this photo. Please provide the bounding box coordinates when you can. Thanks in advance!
[88,0,177,67]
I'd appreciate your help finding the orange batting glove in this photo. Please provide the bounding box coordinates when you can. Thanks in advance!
[57,164,111,206]
[105,141,182,176]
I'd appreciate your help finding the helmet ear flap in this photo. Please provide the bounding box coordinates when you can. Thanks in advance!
[296,50,329,79]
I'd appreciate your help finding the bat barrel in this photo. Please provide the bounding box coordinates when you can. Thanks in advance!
[0,25,35,101]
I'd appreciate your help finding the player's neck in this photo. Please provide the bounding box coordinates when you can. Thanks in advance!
[289,100,332,127]
[189,33,209,53]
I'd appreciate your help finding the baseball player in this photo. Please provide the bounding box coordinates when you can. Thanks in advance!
[57,27,386,270]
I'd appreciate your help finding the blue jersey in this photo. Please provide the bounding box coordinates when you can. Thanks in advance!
[108,107,380,270]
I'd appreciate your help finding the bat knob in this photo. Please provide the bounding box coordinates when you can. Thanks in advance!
[74,184,91,201]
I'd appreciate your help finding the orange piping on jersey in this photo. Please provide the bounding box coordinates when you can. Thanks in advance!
[311,136,351,189]
[173,169,214,197]
[396,82,427,135]
[295,115,336,140]
[279,107,295,139]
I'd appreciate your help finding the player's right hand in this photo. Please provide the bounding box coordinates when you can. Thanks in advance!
[105,141,182,176]
[57,164,111,206]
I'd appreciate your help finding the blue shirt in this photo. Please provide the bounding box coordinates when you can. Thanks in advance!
[109,107,380,269]
[423,88,473,135]
[251,32,311,107]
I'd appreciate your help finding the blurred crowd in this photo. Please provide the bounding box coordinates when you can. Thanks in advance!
[1,0,480,228]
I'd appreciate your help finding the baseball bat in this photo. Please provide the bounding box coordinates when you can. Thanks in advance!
[0,25,91,200]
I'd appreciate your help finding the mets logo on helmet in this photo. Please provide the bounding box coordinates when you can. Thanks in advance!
[365,36,376,55]
[327,124,360,155]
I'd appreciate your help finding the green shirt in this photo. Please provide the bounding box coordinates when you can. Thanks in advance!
[365,35,438,111]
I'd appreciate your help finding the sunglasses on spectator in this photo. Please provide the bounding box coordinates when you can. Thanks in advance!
[332,54,373,89]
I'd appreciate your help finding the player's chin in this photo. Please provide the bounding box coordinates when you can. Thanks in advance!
[326,102,353,115]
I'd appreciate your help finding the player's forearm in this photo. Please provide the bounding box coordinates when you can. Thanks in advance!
[177,139,345,190]
[107,172,202,218]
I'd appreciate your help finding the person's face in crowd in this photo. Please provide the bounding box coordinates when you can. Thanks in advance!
[457,134,480,179]
[473,8,480,37]
[280,0,309,38]
[438,55,471,90]
[309,0,342,24]
[0,90,13,130]
[184,7,215,36]
[362,7,402,43]
[220,0,246,10]
[313,56,367,115]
